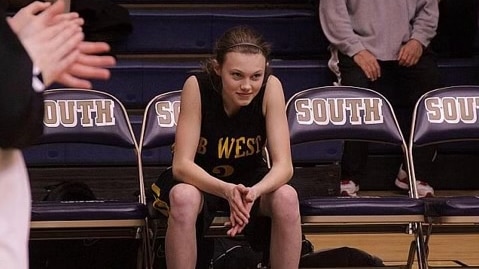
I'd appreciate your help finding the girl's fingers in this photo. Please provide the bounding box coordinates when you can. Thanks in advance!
[230,201,248,222]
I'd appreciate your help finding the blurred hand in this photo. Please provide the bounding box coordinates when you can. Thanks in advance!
[398,39,423,67]
[353,50,381,81]
[8,0,84,86]
[56,41,116,88]
[7,0,116,88]
[7,1,80,34]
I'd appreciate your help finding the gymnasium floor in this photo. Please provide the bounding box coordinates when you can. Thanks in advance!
[304,189,479,269]
[307,233,479,268]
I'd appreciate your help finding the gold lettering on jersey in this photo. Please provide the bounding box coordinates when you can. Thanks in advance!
[217,136,262,159]
[44,99,115,127]
[212,165,234,177]
[294,97,383,125]
[218,137,235,159]
[197,137,208,154]
[155,100,180,127]
[425,96,479,124]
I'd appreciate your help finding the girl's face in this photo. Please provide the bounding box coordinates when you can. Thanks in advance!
[214,51,266,116]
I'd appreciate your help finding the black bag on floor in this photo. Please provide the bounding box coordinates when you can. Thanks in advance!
[300,246,385,268]
[210,234,315,269]
[210,237,264,269]
[42,181,96,201]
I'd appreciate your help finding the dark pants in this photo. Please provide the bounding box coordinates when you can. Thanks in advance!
[338,49,441,183]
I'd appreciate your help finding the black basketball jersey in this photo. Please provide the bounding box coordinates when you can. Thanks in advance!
[194,73,268,184]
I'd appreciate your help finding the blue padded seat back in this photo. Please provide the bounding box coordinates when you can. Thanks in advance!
[287,86,405,146]
[39,88,137,148]
[140,90,181,149]
[412,85,479,147]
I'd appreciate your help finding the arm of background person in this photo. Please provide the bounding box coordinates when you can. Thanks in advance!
[398,0,439,66]
[318,0,365,57]
[319,0,380,80]
[410,0,440,47]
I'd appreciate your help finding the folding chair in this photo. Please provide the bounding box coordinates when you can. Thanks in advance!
[287,86,428,269]
[139,90,234,238]
[409,85,479,265]
[29,88,152,269]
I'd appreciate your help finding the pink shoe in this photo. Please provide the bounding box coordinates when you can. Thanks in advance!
[340,179,359,197]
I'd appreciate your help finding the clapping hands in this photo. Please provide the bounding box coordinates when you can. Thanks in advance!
[7,0,116,88]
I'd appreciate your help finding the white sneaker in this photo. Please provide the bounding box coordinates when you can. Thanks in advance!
[394,165,434,198]
[340,179,359,197]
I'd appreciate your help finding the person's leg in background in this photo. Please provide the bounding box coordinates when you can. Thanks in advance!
[395,48,441,197]
[0,149,31,269]
[336,52,373,196]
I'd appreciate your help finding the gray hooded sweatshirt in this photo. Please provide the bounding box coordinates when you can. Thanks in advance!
[319,0,439,61]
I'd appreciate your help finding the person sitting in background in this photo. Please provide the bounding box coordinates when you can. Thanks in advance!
[319,0,440,197]
[162,25,301,269]
[1,1,115,268]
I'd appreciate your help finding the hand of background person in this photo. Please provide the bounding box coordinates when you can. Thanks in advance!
[353,50,381,81]
[398,39,423,67]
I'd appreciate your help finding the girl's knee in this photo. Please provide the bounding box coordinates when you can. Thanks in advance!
[169,184,201,205]
[168,184,202,221]
[266,185,300,218]
[274,184,299,205]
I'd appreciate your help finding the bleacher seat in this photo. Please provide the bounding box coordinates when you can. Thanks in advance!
[438,57,479,87]
[112,8,328,58]
[90,59,333,108]
[90,57,479,110]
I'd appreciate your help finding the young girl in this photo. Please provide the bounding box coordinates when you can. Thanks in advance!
[165,26,301,269]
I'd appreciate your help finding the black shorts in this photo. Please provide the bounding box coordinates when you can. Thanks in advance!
[151,166,271,251]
